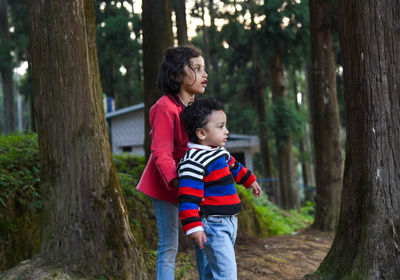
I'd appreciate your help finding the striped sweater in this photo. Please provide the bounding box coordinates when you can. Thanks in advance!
[177,143,257,234]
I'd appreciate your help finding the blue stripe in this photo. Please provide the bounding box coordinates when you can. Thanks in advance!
[179,178,204,190]
[206,157,227,174]
[204,184,237,197]
[179,202,199,212]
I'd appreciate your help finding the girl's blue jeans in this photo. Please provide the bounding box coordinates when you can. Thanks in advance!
[152,198,179,280]
[195,215,238,280]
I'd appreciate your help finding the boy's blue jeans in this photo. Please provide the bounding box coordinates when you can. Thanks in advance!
[152,198,179,280]
[195,215,238,280]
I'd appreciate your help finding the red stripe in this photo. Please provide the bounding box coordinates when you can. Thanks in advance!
[234,166,248,181]
[243,174,257,187]
[203,194,241,205]
[228,156,235,165]
[204,167,230,182]
[183,221,203,233]
[179,209,200,220]
[178,187,203,197]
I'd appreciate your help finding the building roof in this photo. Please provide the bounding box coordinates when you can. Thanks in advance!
[105,103,144,119]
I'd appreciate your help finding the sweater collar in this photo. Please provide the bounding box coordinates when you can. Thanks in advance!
[188,142,221,150]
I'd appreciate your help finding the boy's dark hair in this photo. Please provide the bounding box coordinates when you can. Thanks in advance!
[180,98,224,144]
[158,45,202,95]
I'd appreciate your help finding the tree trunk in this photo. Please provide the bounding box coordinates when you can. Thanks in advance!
[309,0,343,231]
[0,0,15,134]
[174,0,188,45]
[308,0,400,278]
[26,0,147,278]
[208,0,221,95]
[270,51,300,211]
[248,0,272,179]
[200,0,209,67]
[143,0,173,159]
[291,67,309,188]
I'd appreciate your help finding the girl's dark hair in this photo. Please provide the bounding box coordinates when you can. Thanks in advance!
[158,45,202,95]
[180,98,224,144]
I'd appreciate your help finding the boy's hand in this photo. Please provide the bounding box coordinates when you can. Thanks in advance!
[251,181,262,197]
[189,230,207,249]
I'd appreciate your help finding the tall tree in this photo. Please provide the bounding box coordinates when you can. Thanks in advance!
[307,0,400,278]
[0,0,15,134]
[174,0,188,45]
[142,0,173,159]
[309,0,343,231]
[249,0,272,178]
[271,51,300,211]
[14,0,148,278]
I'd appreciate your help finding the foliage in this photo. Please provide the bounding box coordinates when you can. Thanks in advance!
[94,0,143,108]
[268,97,307,142]
[0,133,40,211]
[238,186,314,237]
[0,133,41,270]
[0,134,314,273]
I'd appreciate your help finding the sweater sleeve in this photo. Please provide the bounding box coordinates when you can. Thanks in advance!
[228,155,257,188]
[150,104,179,189]
[178,159,205,234]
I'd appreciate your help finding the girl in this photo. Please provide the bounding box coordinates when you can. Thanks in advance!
[136,45,207,280]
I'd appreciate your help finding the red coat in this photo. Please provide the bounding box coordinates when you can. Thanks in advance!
[136,95,188,204]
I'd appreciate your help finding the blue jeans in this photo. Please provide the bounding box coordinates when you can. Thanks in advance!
[197,215,238,280]
[152,198,179,280]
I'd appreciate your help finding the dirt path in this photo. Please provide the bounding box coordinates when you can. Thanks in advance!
[178,229,333,280]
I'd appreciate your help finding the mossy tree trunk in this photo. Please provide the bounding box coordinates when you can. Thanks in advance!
[309,0,343,232]
[271,51,300,211]
[142,0,173,159]
[0,0,15,134]
[26,0,147,278]
[309,0,400,278]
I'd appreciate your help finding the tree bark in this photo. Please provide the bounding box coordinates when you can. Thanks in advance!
[249,1,273,179]
[174,0,188,45]
[0,0,15,134]
[309,0,343,231]
[270,51,300,211]
[291,67,309,188]
[309,0,400,278]
[208,0,221,95]
[142,0,173,159]
[26,0,147,278]
[200,0,209,68]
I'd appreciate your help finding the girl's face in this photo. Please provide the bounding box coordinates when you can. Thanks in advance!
[181,56,208,96]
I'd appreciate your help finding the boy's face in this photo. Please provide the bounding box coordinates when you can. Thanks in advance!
[198,110,229,147]
[181,56,208,96]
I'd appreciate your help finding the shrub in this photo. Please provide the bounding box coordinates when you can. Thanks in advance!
[0,133,41,270]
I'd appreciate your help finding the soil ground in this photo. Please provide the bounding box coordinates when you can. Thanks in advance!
[177,229,334,280]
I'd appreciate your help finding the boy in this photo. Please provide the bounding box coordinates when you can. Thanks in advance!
[178,98,261,279]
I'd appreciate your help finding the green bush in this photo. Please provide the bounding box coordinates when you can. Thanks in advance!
[238,187,314,237]
[0,133,41,270]
[0,134,315,273]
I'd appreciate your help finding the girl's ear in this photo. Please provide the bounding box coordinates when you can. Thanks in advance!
[172,72,183,84]
[196,128,206,141]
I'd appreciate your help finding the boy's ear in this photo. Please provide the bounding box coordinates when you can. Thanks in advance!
[196,128,206,141]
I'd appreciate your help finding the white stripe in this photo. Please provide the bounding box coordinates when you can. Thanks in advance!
[179,162,204,173]
[186,226,204,236]
[179,170,203,180]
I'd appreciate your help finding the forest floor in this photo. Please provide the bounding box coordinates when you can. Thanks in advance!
[177,228,334,280]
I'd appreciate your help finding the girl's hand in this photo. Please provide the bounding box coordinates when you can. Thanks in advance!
[189,231,207,249]
[251,181,262,197]
[171,178,179,189]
